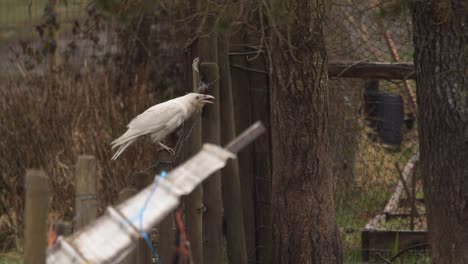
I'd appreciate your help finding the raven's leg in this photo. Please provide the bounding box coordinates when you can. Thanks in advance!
[158,142,175,157]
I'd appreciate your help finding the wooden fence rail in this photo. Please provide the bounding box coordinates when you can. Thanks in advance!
[328,61,415,80]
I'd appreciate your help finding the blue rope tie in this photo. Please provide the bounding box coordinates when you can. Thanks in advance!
[124,171,168,263]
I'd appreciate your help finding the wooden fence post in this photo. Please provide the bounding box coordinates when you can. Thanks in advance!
[230,31,257,263]
[218,33,248,263]
[157,151,176,264]
[184,56,204,264]
[199,35,224,262]
[74,155,97,230]
[248,49,273,264]
[132,172,153,264]
[51,221,72,238]
[24,169,49,264]
[118,185,138,264]
[118,172,152,264]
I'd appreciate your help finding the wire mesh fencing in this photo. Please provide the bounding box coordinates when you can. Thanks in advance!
[326,0,428,263]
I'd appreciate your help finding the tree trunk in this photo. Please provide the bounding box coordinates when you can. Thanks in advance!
[266,1,343,262]
[413,1,468,263]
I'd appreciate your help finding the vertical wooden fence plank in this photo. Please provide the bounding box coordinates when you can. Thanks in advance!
[199,59,224,263]
[247,42,273,264]
[74,155,98,230]
[184,55,204,264]
[119,172,156,264]
[133,172,153,264]
[218,33,248,264]
[24,169,49,264]
[118,185,139,264]
[230,31,257,263]
[51,221,72,237]
[157,150,176,264]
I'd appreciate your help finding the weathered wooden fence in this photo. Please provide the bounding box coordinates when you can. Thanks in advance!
[22,122,264,264]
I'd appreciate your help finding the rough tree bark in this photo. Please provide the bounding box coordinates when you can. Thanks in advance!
[266,1,343,263]
[413,1,468,263]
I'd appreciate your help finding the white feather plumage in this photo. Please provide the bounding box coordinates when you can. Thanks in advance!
[111,93,214,160]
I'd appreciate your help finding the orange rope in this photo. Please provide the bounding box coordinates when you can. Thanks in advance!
[174,210,191,263]
[47,223,57,248]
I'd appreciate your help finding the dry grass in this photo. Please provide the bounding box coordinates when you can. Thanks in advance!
[0,67,171,246]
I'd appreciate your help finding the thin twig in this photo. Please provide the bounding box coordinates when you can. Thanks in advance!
[173,117,200,163]
[389,243,430,262]
[230,63,267,74]
[228,50,264,56]
[375,252,392,264]
[335,58,369,78]
[395,162,412,204]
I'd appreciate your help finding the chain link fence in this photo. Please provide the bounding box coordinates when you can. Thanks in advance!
[326,0,428,263]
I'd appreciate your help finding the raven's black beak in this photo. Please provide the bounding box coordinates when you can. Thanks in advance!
[201,95,215,104]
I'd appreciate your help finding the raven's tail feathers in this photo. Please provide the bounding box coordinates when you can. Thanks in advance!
[111,139,136,160]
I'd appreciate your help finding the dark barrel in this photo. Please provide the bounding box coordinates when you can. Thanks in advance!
[377,92,404,146]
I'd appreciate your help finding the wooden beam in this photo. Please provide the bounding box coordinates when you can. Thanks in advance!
[74,155,98,231]
[24,169,49,264]
[328,61,415,80]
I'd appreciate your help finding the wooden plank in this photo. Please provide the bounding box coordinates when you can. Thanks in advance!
[198,28,224,264]
[328,61,415,80]
[184,55,204,264]
[230,33,257,264]
[199,59,224,263]
[74,155,98,230]
[120,172,153,264]
[157,151,176,264]
[24,169,49,264]
[246,43,273,264]
[118,187,138,264]
[218,33,248,264]
[361,229,428,262]
[51,222,73,238]
[384,153,419,215]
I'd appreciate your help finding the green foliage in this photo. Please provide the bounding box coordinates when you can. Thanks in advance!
[0,252,22,264]
[392,232,400,263]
